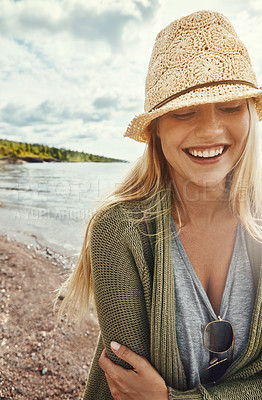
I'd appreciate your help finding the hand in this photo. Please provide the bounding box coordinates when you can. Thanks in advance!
[99,341,169,400]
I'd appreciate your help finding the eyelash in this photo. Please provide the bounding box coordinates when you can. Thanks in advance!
[220,106,242,113]
[171,112,195,120]
[171,106,242,119]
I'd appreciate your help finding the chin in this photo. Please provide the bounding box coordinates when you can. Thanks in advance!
[191,175,228,189]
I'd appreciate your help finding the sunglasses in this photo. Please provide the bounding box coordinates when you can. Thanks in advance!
[200,316,234,385]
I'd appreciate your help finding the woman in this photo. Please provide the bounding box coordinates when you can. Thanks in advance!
[58,10,262,399]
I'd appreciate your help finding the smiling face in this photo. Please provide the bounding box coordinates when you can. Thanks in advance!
[157,99,250,193]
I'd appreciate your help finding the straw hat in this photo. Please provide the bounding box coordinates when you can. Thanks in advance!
[124,10,262,143]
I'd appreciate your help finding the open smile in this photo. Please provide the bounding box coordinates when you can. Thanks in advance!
[183,145,229,160]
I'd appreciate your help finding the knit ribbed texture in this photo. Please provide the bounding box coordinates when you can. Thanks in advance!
[82,193,262,399]
[149,191,187,389]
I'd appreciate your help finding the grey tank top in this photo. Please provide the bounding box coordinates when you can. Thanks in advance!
[171,219,255,389]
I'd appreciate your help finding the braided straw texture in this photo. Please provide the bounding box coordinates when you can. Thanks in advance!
[82,193,262,399]
[124,10,262,142]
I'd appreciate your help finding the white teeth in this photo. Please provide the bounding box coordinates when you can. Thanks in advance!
[188,146,225,158]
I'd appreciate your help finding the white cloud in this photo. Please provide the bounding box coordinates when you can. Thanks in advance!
[231,11,262,82]
[0,0,154,162]
[249,0,262,11]
[0,0,158,47]
[0,0,261,162]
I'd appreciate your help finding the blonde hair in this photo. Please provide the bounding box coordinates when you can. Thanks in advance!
[230,99,262,238]
[56,99,262,322]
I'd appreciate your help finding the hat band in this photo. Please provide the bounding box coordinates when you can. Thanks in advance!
[149,80,259,112]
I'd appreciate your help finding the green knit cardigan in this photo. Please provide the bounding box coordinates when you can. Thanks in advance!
[82,192,262,399]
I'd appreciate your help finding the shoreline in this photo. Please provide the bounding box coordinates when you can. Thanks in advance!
[0,234,99,399]
[0,156,60,164]
[0,202,86,259]
[0,218,79,268]
[0,156,128,164]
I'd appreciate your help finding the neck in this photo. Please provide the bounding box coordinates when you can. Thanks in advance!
[173,177,233,226]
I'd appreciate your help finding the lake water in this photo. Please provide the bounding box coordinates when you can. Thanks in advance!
[0,162,131,256]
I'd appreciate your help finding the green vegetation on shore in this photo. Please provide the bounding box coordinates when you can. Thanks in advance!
[0,139,126,163]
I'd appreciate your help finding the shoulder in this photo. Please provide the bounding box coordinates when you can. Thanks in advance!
[90,199,150,243]
[89,200,155,274]
[89,189,172,243]
[91,199,143,227]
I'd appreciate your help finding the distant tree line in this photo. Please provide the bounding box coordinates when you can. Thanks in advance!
[0,139,126,163]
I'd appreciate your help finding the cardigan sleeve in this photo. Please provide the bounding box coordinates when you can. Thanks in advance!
[89,205,152,368]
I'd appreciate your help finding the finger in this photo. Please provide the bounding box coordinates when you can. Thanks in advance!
[98,348,110,372]
[99,348,130,378]
[105,371,113,388]
[104,372,118,400]
[105,372,122,400]
[110,341,148,372]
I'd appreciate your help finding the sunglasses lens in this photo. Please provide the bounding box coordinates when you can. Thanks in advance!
[201,358,230,385]
[204,321,233,352]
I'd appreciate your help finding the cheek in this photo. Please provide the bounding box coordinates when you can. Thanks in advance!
[236,122,249,148]
[235,112,250,143]
[159,138,183,175]
[159,133,181,162]
[160,132,175,149]
[158,122,184,153]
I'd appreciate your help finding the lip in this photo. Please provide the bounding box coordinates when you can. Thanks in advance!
[183,144,230,164]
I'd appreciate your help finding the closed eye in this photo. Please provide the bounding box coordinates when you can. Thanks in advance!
[220,106,242,114]
[171,112,196,120]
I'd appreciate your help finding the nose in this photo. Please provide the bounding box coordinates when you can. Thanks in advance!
[194,104,224,140]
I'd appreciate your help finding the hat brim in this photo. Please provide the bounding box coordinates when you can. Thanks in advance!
[124,84,262,143]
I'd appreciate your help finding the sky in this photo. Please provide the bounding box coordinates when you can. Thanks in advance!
[1,0,262,162]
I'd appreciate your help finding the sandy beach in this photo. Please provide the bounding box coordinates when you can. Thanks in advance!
[0,235,99,399]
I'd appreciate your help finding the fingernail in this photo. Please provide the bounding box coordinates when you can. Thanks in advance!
[111,341,120,351]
